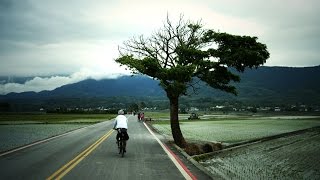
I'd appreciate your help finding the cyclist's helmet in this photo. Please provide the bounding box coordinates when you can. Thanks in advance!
[118,109,124,115]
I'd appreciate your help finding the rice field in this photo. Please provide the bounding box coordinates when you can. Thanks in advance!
[0,113,115,152]
[151,115,320,179]
[0,113,116,124]
[200,129,320,179]
[0,124,88,152]
[152,117,320,143]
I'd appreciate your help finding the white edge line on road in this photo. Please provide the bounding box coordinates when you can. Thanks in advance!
[143,122,195,180]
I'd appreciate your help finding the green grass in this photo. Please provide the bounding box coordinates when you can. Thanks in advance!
[0,113,116,124]
[143,111,196,121]
[143,111,170,119]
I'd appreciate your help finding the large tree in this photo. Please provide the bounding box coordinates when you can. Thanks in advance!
[115,16,269,148]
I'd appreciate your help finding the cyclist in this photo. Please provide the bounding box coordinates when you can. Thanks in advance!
[113,109,129,151]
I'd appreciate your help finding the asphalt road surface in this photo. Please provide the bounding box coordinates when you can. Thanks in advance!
[0,115,211,180]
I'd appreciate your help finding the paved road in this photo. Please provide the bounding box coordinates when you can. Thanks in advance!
[0,115,211,180]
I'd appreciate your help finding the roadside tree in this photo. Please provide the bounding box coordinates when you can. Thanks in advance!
[115,15,269,148]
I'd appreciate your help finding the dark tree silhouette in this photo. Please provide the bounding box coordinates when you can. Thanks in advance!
[115,15,269,148]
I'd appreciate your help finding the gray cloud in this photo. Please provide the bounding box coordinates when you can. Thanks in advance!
[0,0,125,44]
[0,69,125,95]
[204,0,320,66]
[0,0,319,94]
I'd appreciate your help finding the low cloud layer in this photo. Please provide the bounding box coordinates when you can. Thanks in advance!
[0,69,127,95]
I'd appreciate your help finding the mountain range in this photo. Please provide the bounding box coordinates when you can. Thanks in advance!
[1,66,320,111]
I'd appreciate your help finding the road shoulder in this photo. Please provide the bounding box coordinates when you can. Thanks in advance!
[144,121,215,179]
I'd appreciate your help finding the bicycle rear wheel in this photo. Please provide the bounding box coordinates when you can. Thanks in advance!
[121,143,125,157]
[119,140,125,157]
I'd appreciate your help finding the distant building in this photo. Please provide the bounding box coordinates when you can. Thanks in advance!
[274,107,281,112]
[189,107,199,112]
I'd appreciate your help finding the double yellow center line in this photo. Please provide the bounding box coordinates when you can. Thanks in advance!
[47,129,114,180]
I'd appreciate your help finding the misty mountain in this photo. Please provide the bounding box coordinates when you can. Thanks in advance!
[1,76,165,101]
[200,66,320,104]
[1,66,320,111]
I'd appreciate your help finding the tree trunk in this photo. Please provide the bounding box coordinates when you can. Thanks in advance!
[169,95,187,148]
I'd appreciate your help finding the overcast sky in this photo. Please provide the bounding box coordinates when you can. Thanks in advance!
[0,0,319,94]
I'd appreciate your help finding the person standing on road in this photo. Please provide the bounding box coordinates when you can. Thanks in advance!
[137,112,141,121]
[113,109,129,148]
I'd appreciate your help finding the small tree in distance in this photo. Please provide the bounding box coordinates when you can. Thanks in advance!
[115,15,269,148]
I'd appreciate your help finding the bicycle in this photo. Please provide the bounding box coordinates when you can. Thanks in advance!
[116,129,127,157]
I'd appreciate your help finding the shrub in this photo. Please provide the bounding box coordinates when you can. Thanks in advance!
[185,143,202,156]
[212,143,223,151]
[202,143,213,153]
[184,142,223,156]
